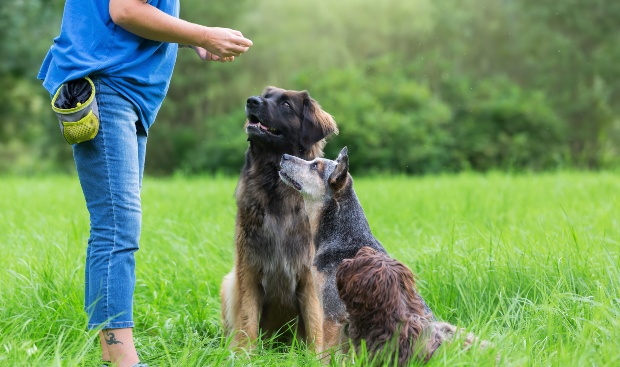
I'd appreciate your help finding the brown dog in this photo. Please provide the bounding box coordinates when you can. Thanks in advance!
[337,247,489,366]
[220,86,338,352]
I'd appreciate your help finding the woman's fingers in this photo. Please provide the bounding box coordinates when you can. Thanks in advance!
[202,27,253,58]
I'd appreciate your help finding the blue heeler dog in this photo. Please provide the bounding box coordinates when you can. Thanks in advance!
[278,146,435,353]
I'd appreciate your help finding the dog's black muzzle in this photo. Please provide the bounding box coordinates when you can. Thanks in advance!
[245,96,263,120]
[245,96,283,139]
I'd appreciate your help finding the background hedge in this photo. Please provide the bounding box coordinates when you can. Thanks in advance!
[1,0,618,175]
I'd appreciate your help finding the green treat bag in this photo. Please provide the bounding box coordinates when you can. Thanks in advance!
[51,77,99,145]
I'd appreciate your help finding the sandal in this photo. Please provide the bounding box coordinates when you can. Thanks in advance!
[102,362,149,367]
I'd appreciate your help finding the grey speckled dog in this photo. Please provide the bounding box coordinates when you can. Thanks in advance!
[278,147,434,351]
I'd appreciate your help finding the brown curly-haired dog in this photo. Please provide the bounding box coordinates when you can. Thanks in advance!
[336,247,485,366]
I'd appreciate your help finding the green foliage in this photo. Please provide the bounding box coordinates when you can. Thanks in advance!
[291,61,565,174]
[0,0,70,174]
[180,110,248,175]
[426,0,620,168]
[2,0,620,174]
[292,60,454,174]
[439,76,567,171]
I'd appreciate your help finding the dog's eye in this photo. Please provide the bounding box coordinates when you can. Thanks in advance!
[310,162,318,171]
[281,101,291,108]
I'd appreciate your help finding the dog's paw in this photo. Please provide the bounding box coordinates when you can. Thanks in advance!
[458,329,493,350]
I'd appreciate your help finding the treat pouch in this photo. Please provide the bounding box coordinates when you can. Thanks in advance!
[51,77,99,144]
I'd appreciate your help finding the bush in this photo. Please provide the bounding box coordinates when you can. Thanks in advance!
[146,108,248,175]
[439,76,567,171]
[293,59,454,174]
[181,110,248,175]
[186,61,568,175]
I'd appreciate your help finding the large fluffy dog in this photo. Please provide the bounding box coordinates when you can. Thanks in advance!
[278,147,435,353]
[220,87,338,351]
[337,247,485,365]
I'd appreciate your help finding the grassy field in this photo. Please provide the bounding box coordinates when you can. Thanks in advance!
[0,172,618,366]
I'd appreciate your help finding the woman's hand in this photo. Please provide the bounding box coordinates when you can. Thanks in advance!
[199,27,252,59]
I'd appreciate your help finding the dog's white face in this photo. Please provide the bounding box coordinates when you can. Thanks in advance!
[279,147,349,202]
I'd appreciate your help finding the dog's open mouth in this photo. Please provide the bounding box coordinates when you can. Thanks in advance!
[278,171,302,191]
[247,114,283,136]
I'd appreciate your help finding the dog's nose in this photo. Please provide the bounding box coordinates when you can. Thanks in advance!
[246,96,262,107]
[282,154,291,161]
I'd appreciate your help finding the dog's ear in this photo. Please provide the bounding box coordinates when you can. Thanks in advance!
[300,92,338,151]
[336,248,403,316]
[336,146,348,161]
[329,146,349,192]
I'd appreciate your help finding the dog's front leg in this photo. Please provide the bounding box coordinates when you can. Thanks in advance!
[299,267,324,353]
[231,263,262,351]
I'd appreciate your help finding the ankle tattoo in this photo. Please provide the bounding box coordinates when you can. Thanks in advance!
[104,331,124,345]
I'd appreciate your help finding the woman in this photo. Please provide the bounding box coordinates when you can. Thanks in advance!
[38,1,252,366]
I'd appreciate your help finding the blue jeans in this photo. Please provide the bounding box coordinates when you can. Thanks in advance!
[72,77,147,330]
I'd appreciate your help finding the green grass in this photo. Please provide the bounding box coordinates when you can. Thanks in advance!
[0,172,618,366]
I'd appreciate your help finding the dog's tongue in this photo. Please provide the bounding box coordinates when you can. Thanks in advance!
[250,121,279,134]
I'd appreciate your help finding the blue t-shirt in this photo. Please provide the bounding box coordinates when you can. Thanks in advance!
[38,0,180,132]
